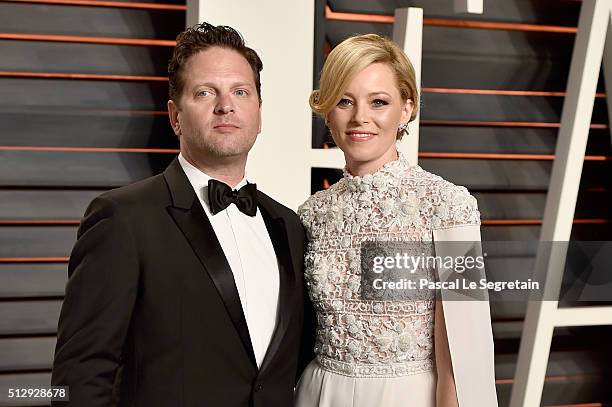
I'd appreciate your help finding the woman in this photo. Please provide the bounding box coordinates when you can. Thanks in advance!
[295,34,498,407]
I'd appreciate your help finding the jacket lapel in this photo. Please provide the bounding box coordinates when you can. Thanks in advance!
[258,198,297,373]
[163,158,257,368]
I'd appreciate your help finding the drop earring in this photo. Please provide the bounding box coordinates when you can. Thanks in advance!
[397,122,409,139]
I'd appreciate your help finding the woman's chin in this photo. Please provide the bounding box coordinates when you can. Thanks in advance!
[340,143,385,159]
[340,143,399,171]
[343,151,381,167]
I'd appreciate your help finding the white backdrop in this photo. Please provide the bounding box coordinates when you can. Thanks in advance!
[187,0,316,210]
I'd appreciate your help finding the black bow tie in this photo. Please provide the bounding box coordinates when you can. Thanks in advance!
[207,179,258,216]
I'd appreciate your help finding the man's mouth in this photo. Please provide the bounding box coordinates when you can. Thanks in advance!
[213,123,241,133]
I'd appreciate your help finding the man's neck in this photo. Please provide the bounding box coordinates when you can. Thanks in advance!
[181,151,246,189]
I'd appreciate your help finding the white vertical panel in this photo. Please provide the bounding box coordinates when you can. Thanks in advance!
[186,1,315,210]
[603,10,612,146]
[392,8,423,166]
[453,0,483,14]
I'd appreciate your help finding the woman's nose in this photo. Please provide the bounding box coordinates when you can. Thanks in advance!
[352,103,369,124]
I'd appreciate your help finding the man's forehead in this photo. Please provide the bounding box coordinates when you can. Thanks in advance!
[183,48,255,83]
[187,48,250,71]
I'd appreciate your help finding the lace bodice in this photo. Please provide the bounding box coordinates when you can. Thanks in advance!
[298,154,480,378]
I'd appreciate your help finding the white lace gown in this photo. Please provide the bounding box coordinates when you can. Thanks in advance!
[295,155,496,407]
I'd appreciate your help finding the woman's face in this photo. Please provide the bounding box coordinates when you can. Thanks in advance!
[327,62,413,175]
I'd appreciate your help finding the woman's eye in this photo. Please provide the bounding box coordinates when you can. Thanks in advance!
[235,89,248,97]
[337,98,352,107]
[372,99,389,107]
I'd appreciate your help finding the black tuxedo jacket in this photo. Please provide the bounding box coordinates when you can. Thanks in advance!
[51,158,314,407]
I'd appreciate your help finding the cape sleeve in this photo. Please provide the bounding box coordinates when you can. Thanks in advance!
[432,191,498,406]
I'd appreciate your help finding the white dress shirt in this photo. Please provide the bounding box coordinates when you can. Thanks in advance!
[178,154,280,368]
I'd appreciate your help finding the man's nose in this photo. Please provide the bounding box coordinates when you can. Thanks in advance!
[214,94,234,114]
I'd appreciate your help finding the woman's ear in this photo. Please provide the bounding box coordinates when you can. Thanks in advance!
[401,98,414,124]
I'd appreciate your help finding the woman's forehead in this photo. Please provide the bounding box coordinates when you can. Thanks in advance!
[343,63,400,95]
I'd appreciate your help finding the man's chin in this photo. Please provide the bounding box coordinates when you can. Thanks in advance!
[205,145,254,160]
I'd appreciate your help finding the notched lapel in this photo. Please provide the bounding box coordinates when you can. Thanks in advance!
[164,159,257,368]
[259,202,297,373]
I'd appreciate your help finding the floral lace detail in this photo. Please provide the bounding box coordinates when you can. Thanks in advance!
[298,153,480,378]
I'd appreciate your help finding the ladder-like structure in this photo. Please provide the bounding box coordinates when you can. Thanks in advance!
[509,1,612,405]
[393,2,612,405]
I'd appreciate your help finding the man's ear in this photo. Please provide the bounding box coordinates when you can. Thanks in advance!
[167,100,181,137]
[257,103,262,134]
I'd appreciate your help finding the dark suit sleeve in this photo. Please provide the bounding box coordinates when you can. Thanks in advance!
[297,229,316,383]
[51,196,139,407]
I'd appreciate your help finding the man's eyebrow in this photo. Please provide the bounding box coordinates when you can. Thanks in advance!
[191,82,255,89]
[191,82,216,90]
[230,82,256,89]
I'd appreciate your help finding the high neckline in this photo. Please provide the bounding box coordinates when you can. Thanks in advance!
[341,152,417,189]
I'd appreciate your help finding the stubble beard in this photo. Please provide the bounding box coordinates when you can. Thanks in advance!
[184,128,257,161]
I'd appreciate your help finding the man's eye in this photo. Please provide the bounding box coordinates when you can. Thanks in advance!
[235,89,248,97]
[196,90,212,97]
[337,98,352,107]
[372,99,389,107]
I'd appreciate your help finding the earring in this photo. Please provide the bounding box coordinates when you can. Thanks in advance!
[397,122,409,139]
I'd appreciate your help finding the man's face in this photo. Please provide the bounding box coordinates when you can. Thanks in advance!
[168,47,261,164]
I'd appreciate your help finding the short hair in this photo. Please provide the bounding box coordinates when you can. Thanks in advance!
[310,34,419,123]
[168,22,263,104]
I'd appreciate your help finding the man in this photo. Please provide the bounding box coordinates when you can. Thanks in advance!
[52,23,313,406]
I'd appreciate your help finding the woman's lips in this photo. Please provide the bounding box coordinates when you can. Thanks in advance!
[346,132,375,142]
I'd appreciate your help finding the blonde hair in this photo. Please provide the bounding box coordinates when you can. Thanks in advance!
[310,34,419,123]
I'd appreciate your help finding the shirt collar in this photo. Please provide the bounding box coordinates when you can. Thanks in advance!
[177,153,249,206]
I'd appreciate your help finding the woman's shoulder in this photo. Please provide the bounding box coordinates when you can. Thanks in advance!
[410,166,473,195]
[297,181,342,223]
[407,166,481,228]
[297,180,346,237]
